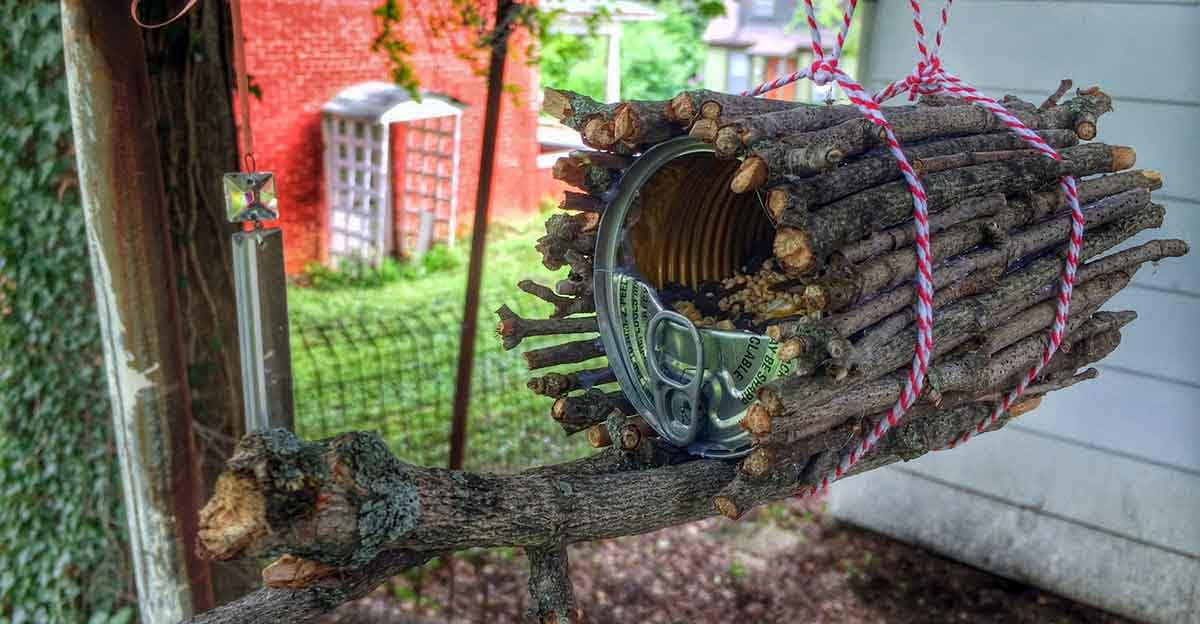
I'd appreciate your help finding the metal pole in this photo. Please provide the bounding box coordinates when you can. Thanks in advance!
[448,1,515,470]
[605,23,622,102]
[61,1,214,619]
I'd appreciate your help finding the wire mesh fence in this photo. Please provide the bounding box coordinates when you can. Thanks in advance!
[289,290,594,471]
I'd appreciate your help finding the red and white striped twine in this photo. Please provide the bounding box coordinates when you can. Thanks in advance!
[738,0,1084,497]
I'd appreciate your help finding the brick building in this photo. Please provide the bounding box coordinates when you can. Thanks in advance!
[242,0,564,274]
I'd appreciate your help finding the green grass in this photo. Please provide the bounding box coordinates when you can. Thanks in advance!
[287,205,598,471]
[289,203,558,322]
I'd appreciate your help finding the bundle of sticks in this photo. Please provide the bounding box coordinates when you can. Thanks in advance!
[497,81,1187,514]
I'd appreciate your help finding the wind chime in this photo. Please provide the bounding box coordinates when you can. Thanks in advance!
[220,0,294,433]
[224,170,293,433]
[133,0,294,433]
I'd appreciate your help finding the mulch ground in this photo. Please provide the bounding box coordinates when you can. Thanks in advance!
[322,496,1128,624]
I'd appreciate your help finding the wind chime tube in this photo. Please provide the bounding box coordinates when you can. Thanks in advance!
[232,228,295,432]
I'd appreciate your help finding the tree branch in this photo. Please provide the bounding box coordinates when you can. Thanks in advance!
[185,550,433,624]
[525,543,581,623]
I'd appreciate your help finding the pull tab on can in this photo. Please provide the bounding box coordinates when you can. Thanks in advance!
[592,138,792,459]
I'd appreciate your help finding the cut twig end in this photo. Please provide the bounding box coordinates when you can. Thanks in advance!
[773,227,815,275]
[551,397,568,421]
[587,423,612,448]
[583,116,616,148]
[611,103,633,140]
[714,125,743,156]
[1008,395,1043,419]
[197,472,268,562]
[731,156,767,193]
[668,91,696,124]
[1111,146,1136,172]
[740,403,772,436]
[542,87,573,121]
[262,554,338,589]
[741,446,775,478]
[689,117,720,142]
[713,495,743,520]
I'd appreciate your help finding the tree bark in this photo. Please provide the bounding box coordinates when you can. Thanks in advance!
[185,550,434,624]
[525,543,581,623]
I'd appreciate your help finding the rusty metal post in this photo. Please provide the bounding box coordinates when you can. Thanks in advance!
[61,1,214,620]
[448,0,515,470]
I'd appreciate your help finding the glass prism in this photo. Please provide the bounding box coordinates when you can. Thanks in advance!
[223,172,279,223]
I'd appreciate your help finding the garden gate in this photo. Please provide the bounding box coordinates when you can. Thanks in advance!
[321,81,464,264]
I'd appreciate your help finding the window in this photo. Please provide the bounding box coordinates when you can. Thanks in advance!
[727,51,750,94]
[750,0,775,18]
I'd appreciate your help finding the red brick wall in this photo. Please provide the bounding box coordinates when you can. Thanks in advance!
[242,0,552,273]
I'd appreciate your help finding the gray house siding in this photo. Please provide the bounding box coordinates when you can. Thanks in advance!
[830,2,1200,622]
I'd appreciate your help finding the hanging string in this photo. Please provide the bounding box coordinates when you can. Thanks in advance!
[740,0,1084,496]
[228,0,256,172]
[130,0,199,29]
[132,0,256,172]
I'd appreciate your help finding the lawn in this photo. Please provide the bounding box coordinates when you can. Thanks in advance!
[286,205,600,471]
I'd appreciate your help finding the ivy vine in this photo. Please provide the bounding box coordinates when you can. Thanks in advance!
[0,2,134,622]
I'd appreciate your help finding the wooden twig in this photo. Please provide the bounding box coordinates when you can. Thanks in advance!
[770,196,1164,350]
[559,191,603,214]
[766,129,1078,226]
[666,89,798,126]
[552,154,618,195]
[770,143,1136,274]
[525,543,581,623]
[613,100,679,148]
[1039,79,1074,111]
[758,311,1134,448]
[617,418,657,452]
[834,169,1161,266]
[522,338,604,371]
[765,233,1183,439]
[587,423,613,448]
[527,366,616,398]
[913,148,1042,175]
[495,305,598,351]
[518,280,594,318]
[535,211,598,271]
[739,89,1113,175]
[543,87,612,131]
[551,389,631,435]
[811,187,1152,313]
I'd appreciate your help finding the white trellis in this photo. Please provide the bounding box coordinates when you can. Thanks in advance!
[321,82,463,265]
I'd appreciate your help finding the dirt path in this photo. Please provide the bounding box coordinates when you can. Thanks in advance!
[323,497,1128,623]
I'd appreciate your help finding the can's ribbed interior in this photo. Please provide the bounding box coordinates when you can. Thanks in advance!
[628,154,774,290]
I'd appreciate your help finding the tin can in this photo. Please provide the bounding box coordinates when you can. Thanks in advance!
[593,137,792,458]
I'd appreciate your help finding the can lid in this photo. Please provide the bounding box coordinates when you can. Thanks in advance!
[592,138,792,459]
